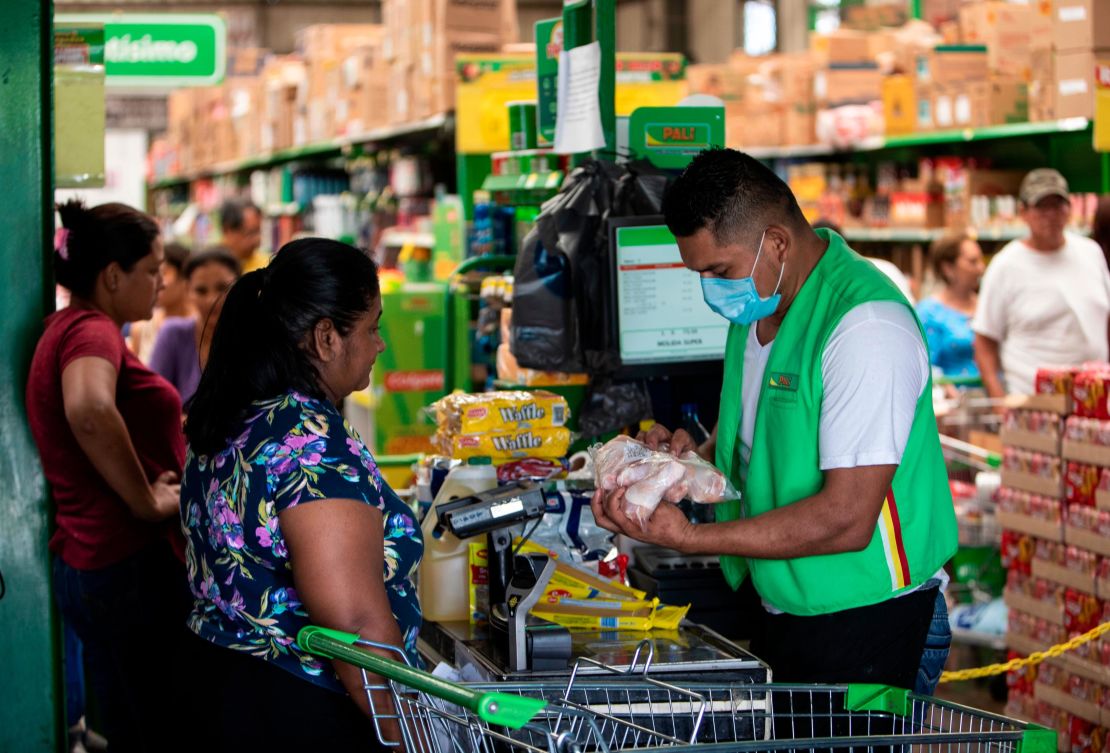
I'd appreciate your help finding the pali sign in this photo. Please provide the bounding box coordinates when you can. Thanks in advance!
[54,14,226,87]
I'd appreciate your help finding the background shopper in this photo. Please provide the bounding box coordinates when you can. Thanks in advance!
[149,247,240,404]
[917,233,985,380]
[973,169,1110,397]
[218,198,266,273]
[128,240,191,364]
[26,200,195,753]
[181,238,422,749]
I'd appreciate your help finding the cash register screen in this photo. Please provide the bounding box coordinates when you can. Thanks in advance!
[612,219,727,367]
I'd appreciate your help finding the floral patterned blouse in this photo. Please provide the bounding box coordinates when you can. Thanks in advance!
[181,390,423,693]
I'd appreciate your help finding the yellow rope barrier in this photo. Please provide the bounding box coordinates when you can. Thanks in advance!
[940,621,1110,683]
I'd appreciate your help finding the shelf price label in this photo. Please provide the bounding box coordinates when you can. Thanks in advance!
[54,14,225,87]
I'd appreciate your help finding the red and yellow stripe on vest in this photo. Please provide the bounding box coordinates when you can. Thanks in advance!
[878,489,912,590]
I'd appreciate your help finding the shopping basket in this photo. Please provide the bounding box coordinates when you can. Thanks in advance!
[298,625,1054,753]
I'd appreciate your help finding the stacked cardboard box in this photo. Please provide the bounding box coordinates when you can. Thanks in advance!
[158,14,518,172]
[958,0,1110,121]
[1003,366,1110,745]
[297,24,387,141]
[384,0,517,124]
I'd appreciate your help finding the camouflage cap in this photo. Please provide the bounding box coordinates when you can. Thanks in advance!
[1020,168,1069,206]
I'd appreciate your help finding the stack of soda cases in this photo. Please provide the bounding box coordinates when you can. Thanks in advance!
[1000,364,1110,751]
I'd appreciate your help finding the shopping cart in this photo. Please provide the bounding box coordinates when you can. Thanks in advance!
[298,626,1054,753]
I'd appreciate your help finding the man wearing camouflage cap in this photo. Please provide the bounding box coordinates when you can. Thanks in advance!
[973,168,1110,398]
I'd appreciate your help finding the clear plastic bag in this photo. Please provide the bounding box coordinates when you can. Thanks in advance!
[589,436,739,529]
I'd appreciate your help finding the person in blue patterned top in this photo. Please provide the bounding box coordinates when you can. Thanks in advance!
[180,238,422,750]
[917,233,986,381]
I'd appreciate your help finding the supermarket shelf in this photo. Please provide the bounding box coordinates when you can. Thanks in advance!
[745,118,1091,161]
[842,227,1027,244]
[150,112,452,190]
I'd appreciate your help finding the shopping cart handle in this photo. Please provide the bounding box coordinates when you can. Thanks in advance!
[296,626,546,729]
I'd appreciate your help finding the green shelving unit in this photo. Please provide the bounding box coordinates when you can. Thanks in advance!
[746,118,1093,160]
[149,112,452,189]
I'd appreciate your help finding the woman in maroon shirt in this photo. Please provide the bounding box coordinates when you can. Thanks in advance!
[26,200,194,752]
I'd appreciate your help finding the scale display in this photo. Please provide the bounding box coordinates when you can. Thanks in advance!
[614,224,727,365]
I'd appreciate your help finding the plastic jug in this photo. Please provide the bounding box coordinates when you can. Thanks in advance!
[418,461,498,622]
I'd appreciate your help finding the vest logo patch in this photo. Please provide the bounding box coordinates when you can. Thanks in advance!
[767,372,798,391]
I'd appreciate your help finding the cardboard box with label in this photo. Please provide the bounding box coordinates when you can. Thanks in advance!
[1032,49,1099,120]
[916,45,989,86]
[959,2,1033,80]
[931,78,1028,131]
[815,64,883,106]
[810,29,874,66]
[686,64,747,102]
[1053,0,1110,53]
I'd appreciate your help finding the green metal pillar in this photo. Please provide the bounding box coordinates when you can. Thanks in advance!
[0,0,62,749]
[597,0,616,155]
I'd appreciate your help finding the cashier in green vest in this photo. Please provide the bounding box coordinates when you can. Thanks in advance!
[591,149,958,693]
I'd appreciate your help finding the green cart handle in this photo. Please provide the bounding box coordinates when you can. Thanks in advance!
[935,376,984,388]
[296,626,545,730]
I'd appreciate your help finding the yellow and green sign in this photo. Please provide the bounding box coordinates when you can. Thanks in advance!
[54,14,226,87]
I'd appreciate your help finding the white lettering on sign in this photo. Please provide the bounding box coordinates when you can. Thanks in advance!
[106,35,198,64]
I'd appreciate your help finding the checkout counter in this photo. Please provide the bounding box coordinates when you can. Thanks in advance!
[419,481,770,687]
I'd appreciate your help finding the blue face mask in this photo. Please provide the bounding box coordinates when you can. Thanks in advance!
[700,230,785,326]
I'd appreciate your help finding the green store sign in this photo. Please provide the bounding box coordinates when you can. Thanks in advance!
[629,107,724,169]
[54,14,226,87]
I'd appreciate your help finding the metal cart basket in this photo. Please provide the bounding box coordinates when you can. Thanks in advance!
[298,626,1054,753]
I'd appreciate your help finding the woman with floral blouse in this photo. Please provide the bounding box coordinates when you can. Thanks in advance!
[180,238,421,750]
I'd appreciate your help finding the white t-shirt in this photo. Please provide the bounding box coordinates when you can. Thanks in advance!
[736,301,940,613]
[866,258,915,304]
[738,301,930,472]
[972,234,1110,396]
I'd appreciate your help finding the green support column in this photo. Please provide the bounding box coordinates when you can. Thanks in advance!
[597,0,616,154]
[0,0,62,749]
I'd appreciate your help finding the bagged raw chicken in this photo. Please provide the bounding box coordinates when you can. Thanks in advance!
[590,436,738,529]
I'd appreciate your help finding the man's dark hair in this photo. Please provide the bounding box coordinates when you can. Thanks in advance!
[219,198,260,232]
[184,245,242,280]
[662,148,806,246]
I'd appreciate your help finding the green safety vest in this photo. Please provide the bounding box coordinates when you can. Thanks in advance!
[713,228,957,616]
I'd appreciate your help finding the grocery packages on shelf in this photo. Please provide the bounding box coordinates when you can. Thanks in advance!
[1073,369,1110,420]
[591,435,738,528]
[1035,366,1080,397]
[997,487,1062,523]
[429,390,571,462]
[1004,410,1063,440]
[1065,416,1110,446]
[1002,447,1060,481]
[1065,462,1110,507]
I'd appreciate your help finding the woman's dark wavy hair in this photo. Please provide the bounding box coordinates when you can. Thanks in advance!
[54,200,160,297]
[184,238,380,456]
